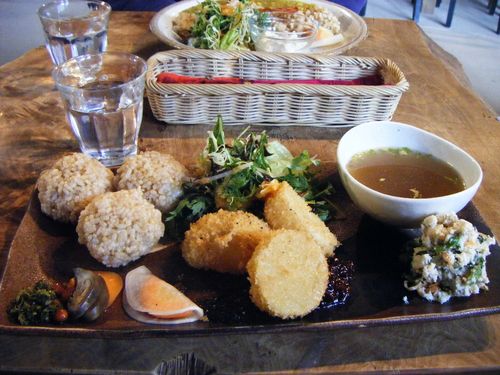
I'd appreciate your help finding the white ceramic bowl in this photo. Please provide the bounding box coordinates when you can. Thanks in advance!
[337,121,483,227]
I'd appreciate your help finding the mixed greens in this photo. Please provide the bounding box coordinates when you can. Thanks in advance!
[189,0,256,50]
[165,116,340,239]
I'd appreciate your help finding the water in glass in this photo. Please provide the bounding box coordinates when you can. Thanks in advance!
[46,27,107,66]
[62,81,143,167]
[53,53,147,167]
[38,0,110,65]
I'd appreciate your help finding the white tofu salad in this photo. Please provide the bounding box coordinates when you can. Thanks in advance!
[404,213,496,304]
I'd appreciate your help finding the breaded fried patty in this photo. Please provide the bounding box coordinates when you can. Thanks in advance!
[182,210,270,274]
[247,229,328,319]
[259,180,339,257]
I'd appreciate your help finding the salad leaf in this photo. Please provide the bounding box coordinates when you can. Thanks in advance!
[165,115,340,239]
[165,183,216,241]
[265,141,294,177]
[190,0,255,50]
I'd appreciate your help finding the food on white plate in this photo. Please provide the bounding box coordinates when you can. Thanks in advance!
[114,151,189,214]
[182,209,270,274]
[37,153,113,223]
[123,266,203,324]
[268,7,340,34]
[247,229,328,319]
[404,213,496,303]
[310,26,344,49]
[76,189,164,268]
[172,11,197,41]
[171,0,342,51]
[258,180,339,257]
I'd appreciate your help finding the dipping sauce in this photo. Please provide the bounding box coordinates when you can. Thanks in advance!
[347,148,465,198]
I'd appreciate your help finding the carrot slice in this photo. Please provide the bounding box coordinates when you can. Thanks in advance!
[95,271,123,308]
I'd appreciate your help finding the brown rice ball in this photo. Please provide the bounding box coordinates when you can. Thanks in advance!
[114,151,188,214]
[247,229,329,319]
[182,209,270,274]
[259,180,339,257]
[76,189,164,268]
[37,153,114,223]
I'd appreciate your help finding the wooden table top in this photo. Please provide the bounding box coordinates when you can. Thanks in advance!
[0,11,499,374]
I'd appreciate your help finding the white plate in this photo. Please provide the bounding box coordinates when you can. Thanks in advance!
[150,0,368,55]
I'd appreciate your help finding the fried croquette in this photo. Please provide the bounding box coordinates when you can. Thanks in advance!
[259,180,339,257]
[181,209,270,274]
[247,229,329,319]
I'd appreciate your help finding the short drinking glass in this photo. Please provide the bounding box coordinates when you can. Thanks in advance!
[38,0,111,65]
[52,52,147,167]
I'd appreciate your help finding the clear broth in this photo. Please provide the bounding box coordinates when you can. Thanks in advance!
[347,148,465,199]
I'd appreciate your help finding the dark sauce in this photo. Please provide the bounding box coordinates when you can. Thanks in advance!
[200,278,276,325]
[318,257,354,309]
[348,148,465,198]
[198,257,354,324]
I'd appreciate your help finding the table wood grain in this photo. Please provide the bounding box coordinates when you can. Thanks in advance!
[0,12,499,374]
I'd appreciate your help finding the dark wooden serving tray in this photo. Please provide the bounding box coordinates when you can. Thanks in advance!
[0,179,499,338]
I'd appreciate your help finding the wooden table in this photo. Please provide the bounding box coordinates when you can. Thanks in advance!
[0,12,499,374]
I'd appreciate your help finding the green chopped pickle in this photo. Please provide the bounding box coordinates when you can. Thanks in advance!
[404,213,496,303]
[8,281,60,325]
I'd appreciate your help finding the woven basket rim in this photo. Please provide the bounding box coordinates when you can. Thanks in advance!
[145,50,409,127]
[146,50,409,95]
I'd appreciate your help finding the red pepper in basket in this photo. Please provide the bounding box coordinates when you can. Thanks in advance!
[251,76,384,85]
[206,77,244,84]
[157,73,205,84]
[156,73,385,86]
[157,72,242,84]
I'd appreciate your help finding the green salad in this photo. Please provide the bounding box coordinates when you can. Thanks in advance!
[172,0,340,51]
[165,116,341,239]
[187,0,256,50]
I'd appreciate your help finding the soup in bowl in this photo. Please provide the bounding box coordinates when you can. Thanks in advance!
[337,121,482,227]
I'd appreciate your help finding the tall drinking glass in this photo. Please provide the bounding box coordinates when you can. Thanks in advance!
[38,0,111,65]
[52,53,147,167]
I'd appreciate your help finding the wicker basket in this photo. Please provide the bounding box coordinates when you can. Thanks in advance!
[146,50,409,127]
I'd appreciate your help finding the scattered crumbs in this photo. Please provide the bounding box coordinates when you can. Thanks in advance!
[379,177,386,182]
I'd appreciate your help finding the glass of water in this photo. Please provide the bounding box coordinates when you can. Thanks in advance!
[52,53,147,167]
[38,0,111,65]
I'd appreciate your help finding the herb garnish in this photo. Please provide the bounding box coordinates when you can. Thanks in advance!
[165,116,340,239]
[8,281,61,326]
